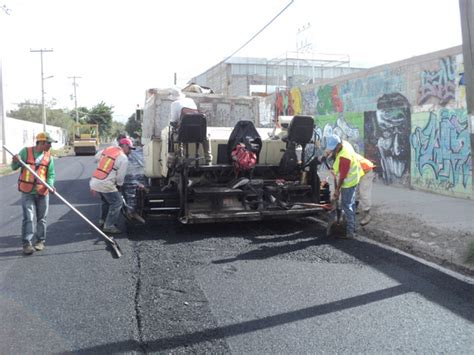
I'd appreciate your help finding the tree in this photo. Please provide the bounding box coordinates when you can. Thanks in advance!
[7,100,75,132]
[111,121,125,140]
[83,102,114,139]
[125,112,142,139]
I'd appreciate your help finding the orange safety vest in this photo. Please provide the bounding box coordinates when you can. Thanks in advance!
[92,146,123,180]
[18,147,51,195]
[356,153,375,173]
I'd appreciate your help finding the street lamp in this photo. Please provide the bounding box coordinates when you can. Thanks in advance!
[30,48,53,131]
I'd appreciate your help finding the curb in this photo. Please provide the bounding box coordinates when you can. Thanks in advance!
[360,225,474,277]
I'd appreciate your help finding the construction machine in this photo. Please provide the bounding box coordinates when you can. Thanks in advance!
[73,124,99,155]
[127,88,331,225]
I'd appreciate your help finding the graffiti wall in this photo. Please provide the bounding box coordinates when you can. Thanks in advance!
[365,93,412,186]
[265,45,473,198]
[418,57,456,106]
[315,112,364,153]
[410,109,472,198]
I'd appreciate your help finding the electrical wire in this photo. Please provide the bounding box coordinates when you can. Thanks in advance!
[221,0,295,64]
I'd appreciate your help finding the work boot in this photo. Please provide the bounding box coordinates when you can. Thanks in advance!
[360,211,371,226]
[34,240,45,251]
[103,225,122,234]
[23,243,35,255]
[131,212,146,224]
[338,232,356,239]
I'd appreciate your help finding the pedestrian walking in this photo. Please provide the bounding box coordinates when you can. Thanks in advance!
[325,134,363,238]
[355,153,375,226]
[11,132,57,254]
[90,138,134,234]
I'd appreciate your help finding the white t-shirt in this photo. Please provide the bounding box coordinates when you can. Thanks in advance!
[89,148,129,193]
[170,97,197,123]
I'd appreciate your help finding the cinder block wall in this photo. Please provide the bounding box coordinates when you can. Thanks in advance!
[264,45,473,199]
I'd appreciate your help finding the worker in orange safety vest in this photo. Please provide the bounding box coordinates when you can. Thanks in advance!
[90,138,135,234]
[355,153,376,226]
[11,132,57,255]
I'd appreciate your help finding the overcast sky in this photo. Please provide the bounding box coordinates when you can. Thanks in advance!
[1,0,463,123]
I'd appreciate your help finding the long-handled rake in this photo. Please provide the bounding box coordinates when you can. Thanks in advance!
[3,145,123,258]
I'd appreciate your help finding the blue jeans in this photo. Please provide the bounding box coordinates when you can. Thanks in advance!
[21,193,49,245]
[99,191,123,228]
[341,185,357,235]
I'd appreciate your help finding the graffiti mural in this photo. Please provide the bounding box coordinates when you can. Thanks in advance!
[316,85,343,115]
[290,87,302,115]
[340,68,404,112]
[301,88,317,115]
[306,112,364,160]
[274,89,294,120]
[410,109,472,197]
[364,93,411,185]
[418,57,456,106]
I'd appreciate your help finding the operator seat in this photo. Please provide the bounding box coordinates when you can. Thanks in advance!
[279,115,314,174]
[227,120,262,163]
[286,115,314,145]
[177,113,207,143]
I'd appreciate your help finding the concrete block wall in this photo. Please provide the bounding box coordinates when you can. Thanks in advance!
[141,88,260,143]
[0,117,67,164]
[263,45,473,199]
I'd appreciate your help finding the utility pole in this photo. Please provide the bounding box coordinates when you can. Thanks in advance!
[1,3,11,164]
[459,0,474,188]
[0,60,6,164]
[68,76,81,124]
[30,48,53,131]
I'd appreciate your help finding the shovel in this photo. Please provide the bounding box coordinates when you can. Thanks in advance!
[3,145,123,258]
[326,196,347,238]
[323,159,347,238]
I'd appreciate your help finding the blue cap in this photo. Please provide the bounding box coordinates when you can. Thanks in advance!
[326,134,341,150]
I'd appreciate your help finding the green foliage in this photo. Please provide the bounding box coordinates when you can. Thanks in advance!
[7,100,42,122]
[111,121,125,140]
[7,100,75,133]
[125,112,142,139]
[8,100,122,142]
[84,102,114,139]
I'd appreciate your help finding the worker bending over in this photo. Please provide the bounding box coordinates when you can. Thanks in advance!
[325,134,363,239]
[90,138,135,234]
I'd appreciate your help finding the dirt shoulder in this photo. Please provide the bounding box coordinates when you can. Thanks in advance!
[360,210,474,277]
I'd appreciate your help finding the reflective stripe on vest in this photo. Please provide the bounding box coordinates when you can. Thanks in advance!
[333,141,362,188]
[355,153,375,173]
[18,147,51,195]
[92,146,122,180]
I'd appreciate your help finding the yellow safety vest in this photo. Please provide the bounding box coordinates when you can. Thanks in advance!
[333,141,362,188]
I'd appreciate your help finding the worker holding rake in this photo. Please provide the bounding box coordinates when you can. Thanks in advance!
[11,132,57,255]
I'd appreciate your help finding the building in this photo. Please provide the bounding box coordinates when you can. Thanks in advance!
[188,54,365,97]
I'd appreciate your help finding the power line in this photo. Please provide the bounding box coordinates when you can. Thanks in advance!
[221,0,294,64]
[1,4,11,15]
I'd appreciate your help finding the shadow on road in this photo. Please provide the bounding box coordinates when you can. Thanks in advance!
[64,285,409,354]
